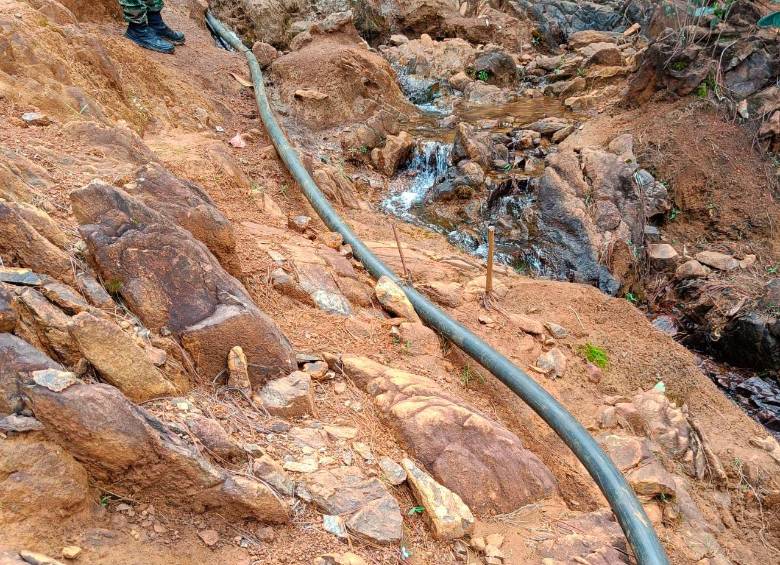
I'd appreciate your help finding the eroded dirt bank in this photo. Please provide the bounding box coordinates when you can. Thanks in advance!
[1,1,779,564]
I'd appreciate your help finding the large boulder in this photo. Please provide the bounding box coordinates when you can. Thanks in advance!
[0,334,63,416]
[270,30,411,131]
[336,355,558,514]
[208,0,309,48]
[70,182,296,386]
[25,382,289,522]
[121,163,239,276]
[0,437,92,527]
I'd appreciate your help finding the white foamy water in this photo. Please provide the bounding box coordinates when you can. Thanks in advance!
[381,141,452,220]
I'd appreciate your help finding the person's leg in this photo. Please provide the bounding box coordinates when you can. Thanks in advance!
[119,0,149,24]
[145,0,185,44]
[121,0,175,54]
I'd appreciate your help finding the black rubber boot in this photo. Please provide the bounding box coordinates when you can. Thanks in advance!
[125,22,175,54]
[147,11,185,45]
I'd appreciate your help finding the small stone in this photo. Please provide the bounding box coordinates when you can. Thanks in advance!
[535,348,567,378]
[675,259,711,279]
[544,322,568,339]
[739,254,757,269]
[61,546,81,560]
[378,456,407,485]
[352,441,373,462]
[21,111,52,126]
[144,346,167,367]
[0,414,45,432]
[320,232,343,249]
[333,381,347,394]
[303,360,329,379]
[485,533,504,548]
[314,553,368,565]
[32,369,79,392]
[294,89,329,100]
[695,251,739,271]
[227,346,251,390]
[509,314,545,335]
[251,41,279,68]
[323,514,348,538]
[228,133,246,148]
[259,371,314,418]
[283,457,319,473]
[288,215,311,233]
[0,267,43,286]
[471,536,486,552]
[401,458,475,540]
[324,424,358,440]
[375,276,419,322]
[389,34,409,45]
[256,525,275,542]
[253,454,295,496]
[586,363,603,384]
[198,529,220,547]
[647,243,678,266]
[627,461,677,498]
[19,551,66,565]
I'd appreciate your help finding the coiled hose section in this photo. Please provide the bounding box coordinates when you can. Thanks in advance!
[205,11,669,565]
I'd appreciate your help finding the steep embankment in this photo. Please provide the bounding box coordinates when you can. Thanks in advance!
[1,1,779,564]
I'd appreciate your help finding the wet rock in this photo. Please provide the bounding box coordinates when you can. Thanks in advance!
[251,41,279,67]
[0,437,91,527]
[371,131,414,176]
[300,466,402,544]
[74,273,114,309]
[694,251,739,271]
[70,182,296,386]
[0,284,17,332]
[452,122,492,168]
[375,276,419,322]
[123,164,238,275]
[675,259,711,279]
[378,456,407,485]
[253,454,295,496]
[68,312,176,403]
[458,160,485,186]
[25,382,289,522]
[521,117,573,136]
[0,202,75,284]
[16,288,81,366]
[402,458,474,540]
[259,371,315,418]
[227,346,251,390]
[185,414,243,461]
[339,356,557,513]
[536,344,567,377]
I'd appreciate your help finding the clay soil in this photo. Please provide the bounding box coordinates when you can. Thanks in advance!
[1,1,779,564]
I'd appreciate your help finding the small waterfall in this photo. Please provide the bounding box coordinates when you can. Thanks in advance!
[382,141,452,221]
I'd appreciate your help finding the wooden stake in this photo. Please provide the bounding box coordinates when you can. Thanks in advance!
[392,224,410,281]
[486,226,495,295]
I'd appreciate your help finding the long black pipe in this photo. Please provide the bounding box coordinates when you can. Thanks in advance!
[205,12,669,565]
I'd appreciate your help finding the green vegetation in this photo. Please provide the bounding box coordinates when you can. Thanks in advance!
[460,364,484,387]
[580,343,609,369]
[668,207,681,221]
[670,60,688,72]
[407,505,425,516]
[104,279,123,295]
[476,69,490,82]
[625,292,638,305]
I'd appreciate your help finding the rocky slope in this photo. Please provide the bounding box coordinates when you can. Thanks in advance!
[1,1,779,564]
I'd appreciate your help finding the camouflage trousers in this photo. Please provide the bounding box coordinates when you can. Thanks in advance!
[119,0,164,24]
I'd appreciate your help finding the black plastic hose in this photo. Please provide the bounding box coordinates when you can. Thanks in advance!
[205,12,669,565]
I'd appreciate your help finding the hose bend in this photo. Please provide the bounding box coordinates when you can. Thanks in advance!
[204,12,669,565]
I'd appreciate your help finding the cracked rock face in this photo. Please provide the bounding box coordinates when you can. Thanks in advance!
[70,181,296,386]
[338,355,558,513]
